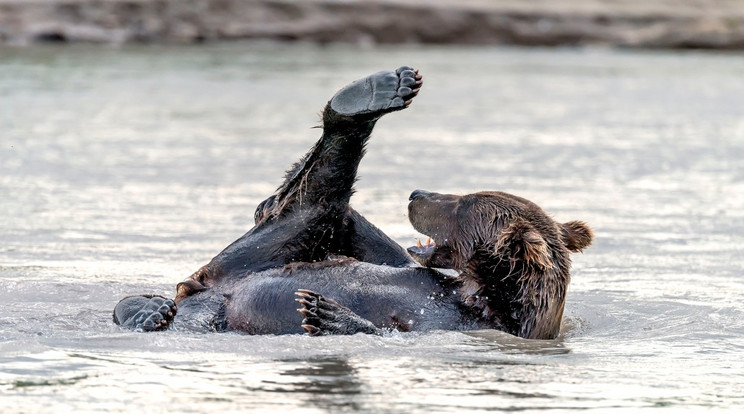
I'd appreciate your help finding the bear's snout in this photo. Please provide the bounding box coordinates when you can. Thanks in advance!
[409,189,431,201]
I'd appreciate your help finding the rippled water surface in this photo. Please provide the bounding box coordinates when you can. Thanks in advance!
[1,43,743,412]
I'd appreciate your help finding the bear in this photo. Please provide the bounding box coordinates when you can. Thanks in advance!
[113,66,592,340]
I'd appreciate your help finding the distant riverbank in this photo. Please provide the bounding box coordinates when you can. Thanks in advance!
[2,0,744,49]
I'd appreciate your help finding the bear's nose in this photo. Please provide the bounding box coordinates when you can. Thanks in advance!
[409,189,430,201]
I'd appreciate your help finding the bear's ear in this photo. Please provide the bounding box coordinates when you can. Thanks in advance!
[494,219,551,270]
[561,221,593,252]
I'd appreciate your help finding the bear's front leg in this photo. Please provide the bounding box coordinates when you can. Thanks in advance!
[295,289,382,336]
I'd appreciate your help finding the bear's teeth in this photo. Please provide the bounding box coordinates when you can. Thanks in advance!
[416,238,436,248]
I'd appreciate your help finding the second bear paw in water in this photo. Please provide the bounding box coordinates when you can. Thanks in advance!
[113,295,177,332]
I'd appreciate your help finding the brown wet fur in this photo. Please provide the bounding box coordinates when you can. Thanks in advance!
[408,190,593,339]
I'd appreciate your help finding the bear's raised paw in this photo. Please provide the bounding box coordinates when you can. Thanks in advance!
[329,66,423,118]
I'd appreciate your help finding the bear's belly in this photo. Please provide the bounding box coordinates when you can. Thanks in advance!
[220,261,465,334]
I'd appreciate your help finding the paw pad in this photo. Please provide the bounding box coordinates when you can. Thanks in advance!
[330,66,423,117]
[114,295,177,332]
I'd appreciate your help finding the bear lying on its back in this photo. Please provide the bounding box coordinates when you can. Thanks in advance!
[113,67,592,339]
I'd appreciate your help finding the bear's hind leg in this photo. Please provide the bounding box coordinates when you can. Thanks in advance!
[257,67,424,223]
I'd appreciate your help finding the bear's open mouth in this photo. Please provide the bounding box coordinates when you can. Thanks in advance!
[407,237,436,261]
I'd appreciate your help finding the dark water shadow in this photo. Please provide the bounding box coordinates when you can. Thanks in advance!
[10,374,89,389]
[267,356,364,411]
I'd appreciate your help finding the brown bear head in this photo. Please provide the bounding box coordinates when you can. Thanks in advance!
[407,189,592,339]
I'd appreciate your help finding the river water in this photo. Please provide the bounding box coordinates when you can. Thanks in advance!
[1,43,742,412]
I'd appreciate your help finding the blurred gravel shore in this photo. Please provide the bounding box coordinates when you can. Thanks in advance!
[2,0,744,49]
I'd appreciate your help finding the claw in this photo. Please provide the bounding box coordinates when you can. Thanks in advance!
[301,324,321,336]
[295,298,312,307]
